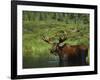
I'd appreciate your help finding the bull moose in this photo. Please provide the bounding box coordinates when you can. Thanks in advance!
[42,32,89,66]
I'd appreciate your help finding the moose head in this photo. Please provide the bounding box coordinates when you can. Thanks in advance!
[42,31,67,55]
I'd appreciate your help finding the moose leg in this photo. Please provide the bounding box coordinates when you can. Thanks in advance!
[81,50,88,65]
[81,50,85,65]
[59,56,64,67]
[83,49,88,65]
[63,55,68,66]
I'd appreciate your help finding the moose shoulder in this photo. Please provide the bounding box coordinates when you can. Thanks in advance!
[42,32,89,67]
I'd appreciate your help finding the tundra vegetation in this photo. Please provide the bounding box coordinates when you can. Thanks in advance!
[22,11,89,68]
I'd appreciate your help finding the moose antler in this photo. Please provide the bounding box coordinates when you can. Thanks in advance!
[42,35,52,44]
[42,30,67,44]
[58,31,67,43]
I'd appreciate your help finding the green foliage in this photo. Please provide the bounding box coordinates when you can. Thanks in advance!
[22,11,89,68]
